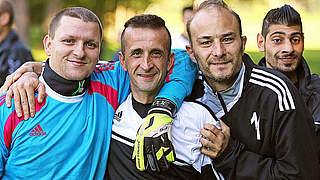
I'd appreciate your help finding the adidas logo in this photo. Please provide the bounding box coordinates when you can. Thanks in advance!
[29,124,47,136]
[113,111,123,122]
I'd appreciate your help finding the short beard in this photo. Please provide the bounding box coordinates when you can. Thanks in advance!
[194,53,241,84]
[269,54,302,73]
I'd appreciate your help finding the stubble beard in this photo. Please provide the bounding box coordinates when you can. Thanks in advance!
[194,53,242,84]
[267,53,302,73]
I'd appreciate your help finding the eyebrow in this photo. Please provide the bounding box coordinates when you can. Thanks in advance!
[221,32,236,38]
[197,36,211,40]
[129,48,142,54]
[270,31,303,37]
[150,48,164,52]
[290,32,303,36]
[197,32,236,40]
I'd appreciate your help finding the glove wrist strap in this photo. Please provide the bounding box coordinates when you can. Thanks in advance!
[148,98,176,117]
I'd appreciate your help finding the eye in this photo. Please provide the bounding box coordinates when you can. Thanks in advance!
[63,39,74,44]
[151,50,163,58]
[272,38,282,44]
[200,41,211,45]
[131,50,142,57]
[291,37,301,44]
[86,42,97,49]
[222,37,233,43]
[199,40,212,48]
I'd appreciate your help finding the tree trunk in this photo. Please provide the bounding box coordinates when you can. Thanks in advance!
[13,0,29,44]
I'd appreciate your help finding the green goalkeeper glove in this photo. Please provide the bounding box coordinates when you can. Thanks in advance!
[132,98,176,172]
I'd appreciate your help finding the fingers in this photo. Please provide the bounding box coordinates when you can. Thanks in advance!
[203,123,221,135]
[220,120,230,138]
[0,74,14,95]
[12,85,22,118]
[200,144,219,158]
[36,83,46,104]
[146,140,160,172]
[19,85,30,120]
[26,85,35,118]
[13,62,42,80]
[200,136,221,153]
[5,87,13,108]
[200,121,230,159]
[201,123,220,142]
[4,72,42,119]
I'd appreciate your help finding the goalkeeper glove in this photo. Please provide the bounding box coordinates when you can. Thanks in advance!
[132,98,176,172]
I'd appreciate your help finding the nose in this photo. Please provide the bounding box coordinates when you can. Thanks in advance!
[211,41,225,57]
[281,39,294,53]
[73,42,85,59]
[140,54,153,70]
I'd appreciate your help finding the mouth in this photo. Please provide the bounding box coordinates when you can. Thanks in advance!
[209,60,232,67]
[137,73,156,80]
[278,56,297,63]
[68,60,87,66]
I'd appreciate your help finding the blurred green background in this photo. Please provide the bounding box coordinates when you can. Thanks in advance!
[11,0,320,74]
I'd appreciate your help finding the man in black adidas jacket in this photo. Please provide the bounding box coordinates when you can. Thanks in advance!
[256,5,320,155]
[185,0,319,179]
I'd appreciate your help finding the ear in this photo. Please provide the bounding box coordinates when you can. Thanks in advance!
[301,32,305,49]
[186,45,197,64]
[241,36,247,52]
[119,51,128,71]
[43,35,52,56]
[257,33,265,52]
[0,12,10,26]
[167,52,175,71]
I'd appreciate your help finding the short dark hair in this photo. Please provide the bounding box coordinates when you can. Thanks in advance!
[261,4,302,37]
[49,7,103,41]
[0,0,14,26]
[183,6,193,14]
[187,0,242,46]
[120,14,171,55]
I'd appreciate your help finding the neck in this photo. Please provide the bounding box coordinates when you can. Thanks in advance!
[0,27,10,42]
[206,70,240,92]
[207,79,235,92]
[43,60,90,96]
[283,70,298,84]
[131,90,157,104]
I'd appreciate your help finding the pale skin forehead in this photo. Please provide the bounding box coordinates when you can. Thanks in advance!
[53,16,101,42]
[190,7,240,39]
[123,27,169,53]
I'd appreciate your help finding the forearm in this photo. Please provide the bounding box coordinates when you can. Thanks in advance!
[0,62,43,95]
[156,49,197,111]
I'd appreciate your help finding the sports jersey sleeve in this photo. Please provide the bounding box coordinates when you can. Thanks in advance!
[0,93,15,177]
[91,61,130,108]
[156,49,198,109]
[213,86,320,179]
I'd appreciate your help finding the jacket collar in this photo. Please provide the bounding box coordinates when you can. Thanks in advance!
[186,53,255,101]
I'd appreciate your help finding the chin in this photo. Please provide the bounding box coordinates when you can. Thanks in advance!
[66,74,89,81]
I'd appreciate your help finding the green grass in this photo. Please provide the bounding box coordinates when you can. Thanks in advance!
[247,50,320,75]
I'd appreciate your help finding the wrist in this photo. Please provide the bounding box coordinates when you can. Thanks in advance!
[148,98,177,117]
